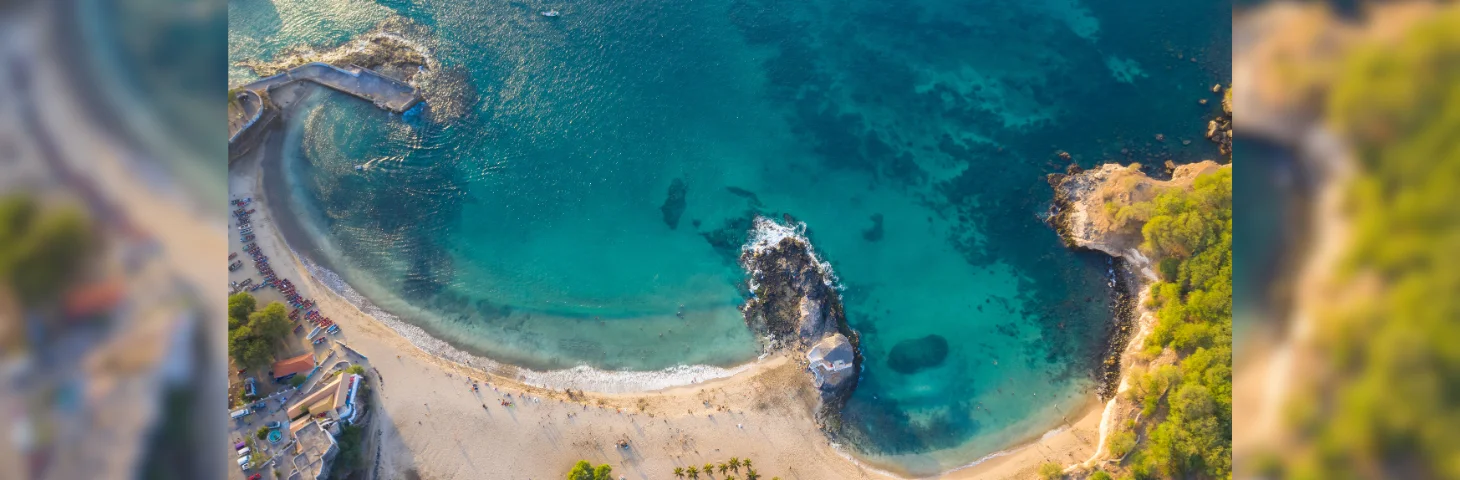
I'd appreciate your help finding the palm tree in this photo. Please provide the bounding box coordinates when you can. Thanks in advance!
[745,470,760,480]
[704,463,715,476]
[719,463,729,475]
[687,466,699,479]
[742,459,753,471]
[674,467,685,478]
[729,458,741,472]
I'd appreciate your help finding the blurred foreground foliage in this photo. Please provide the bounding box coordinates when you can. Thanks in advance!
[1283,5,1460,479]
[0,195,95,307]
[1124,168,1233,479]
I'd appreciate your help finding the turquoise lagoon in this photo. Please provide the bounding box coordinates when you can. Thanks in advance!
[230,0,1228,473]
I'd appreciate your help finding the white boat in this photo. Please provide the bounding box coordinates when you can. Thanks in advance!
[541,9,559,17]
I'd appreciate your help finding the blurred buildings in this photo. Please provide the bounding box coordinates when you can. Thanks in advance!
[0,0,226,479]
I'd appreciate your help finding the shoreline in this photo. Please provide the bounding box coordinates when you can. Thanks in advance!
[229,85,1109,480]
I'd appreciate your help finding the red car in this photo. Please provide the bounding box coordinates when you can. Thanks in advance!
[249,475,262,480]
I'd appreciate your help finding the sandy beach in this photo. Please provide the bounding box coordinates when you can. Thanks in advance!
[227,84,1106,480]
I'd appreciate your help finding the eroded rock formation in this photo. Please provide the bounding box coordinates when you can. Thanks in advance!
[738,217,860,422]
[1047,161,1223,262]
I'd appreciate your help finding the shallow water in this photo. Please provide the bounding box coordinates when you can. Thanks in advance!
[231,0,1228,472]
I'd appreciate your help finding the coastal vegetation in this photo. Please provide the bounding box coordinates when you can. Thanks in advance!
[227,293,293,367]
[668,458,771,480]
[0,195,94,307]
[1117,168,1232,479]
[565,460,613,480]
[1271,6,1460,478]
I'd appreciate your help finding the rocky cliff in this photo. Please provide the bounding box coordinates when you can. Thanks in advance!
[1047,161,1223,268]
[738,217,860,422]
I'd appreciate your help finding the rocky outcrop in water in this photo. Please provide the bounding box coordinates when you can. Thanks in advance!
[739,218,860,422]
[1207,85,1233,157]
[661,179,687,229]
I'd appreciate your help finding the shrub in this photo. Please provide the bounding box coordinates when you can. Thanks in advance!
[1037,462,1063,480]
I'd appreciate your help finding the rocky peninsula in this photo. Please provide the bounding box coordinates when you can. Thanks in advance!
[737,217,861,427]
[1046,159,1227,471]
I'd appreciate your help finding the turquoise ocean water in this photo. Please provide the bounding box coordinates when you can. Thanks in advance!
[230,0,1228,472]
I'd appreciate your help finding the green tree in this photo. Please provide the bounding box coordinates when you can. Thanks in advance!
[1121,168,1233,479]
[1037,462,1063,480]
[1088,471,1112,480]
[346,364,366,375]
[592,464,612,480]
[255,426,269,440]
[728,458,741,472]
[719,463,728,475]
[703,463,713,476]
[289,375,307,388]
[673,467,685,478]
[0,196,95,306]
[228,292,257,327]
[567,461,594,480]
[686,466,699,479]
[228,326,273,368]
[1107,429,1137,459]
[249,302,292,340]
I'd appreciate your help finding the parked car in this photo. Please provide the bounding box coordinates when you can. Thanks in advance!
[265,421,282,429]
[237,455,250,471]
[249,475,262,480]
[251,401,267,410]
[234,441,246,451]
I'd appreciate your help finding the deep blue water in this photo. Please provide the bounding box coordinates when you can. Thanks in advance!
[231,0,1228,472]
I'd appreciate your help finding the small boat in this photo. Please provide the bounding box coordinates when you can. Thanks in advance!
[354,164,364,171]
[541,9,559,17]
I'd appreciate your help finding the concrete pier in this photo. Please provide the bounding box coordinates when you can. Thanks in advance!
[228,63,422,159]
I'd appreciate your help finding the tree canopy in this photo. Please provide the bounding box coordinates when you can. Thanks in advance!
[566,461,613,480]
[0,196,95,306]
[227,299,292,368]
[228,292,256,329]
[1123,168,1232,479]
[1279,6,1460,478]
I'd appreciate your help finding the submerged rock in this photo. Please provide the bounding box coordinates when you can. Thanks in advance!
[886,334,949,374]
[660,178,687,229]
[861,213,884,242]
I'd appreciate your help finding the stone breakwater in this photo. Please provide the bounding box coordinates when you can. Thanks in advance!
[738,217,861,425]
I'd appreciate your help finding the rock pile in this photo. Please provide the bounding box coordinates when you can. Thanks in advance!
[738,218,861,421]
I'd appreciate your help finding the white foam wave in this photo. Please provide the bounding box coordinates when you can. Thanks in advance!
[295,252,752,393]
[742,216,841,289]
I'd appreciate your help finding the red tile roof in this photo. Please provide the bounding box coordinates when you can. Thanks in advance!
[272,353,315,379]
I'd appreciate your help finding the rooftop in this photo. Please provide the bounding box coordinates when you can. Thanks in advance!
[272,352,316,379]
